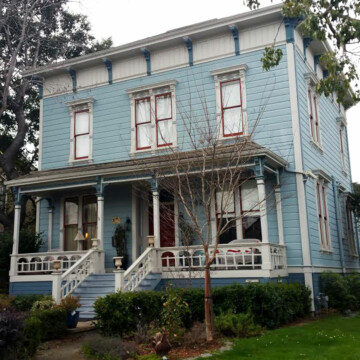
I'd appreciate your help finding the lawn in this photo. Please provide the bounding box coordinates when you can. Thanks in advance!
[205,315,360,360]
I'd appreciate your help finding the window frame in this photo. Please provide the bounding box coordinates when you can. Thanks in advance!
[346,198,357,255]
[66,98,94,164]
[135,96,152,150]
[63,197,79,251]
[211,64,248,141]
[127,80,177,155]
[155,92,173,147]
[74,109,90,160]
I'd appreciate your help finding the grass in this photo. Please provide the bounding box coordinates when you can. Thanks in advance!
[203,314,360,360]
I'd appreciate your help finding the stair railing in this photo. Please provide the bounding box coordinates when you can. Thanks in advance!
[121,247,154,292]
[52,248,102,303]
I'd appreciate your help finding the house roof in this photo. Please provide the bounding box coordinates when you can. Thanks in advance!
[5,141,287,189]
[22,4,284,78]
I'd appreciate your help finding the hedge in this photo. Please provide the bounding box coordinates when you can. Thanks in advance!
[94,282,311,336]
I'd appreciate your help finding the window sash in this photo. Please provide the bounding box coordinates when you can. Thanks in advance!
[316,183,330,250]
[340,128,345,168]
[135,97,151,149]
[220,79,243,136]
[74,111,90,159]
[313,95,320,143]
[156,93,173,146]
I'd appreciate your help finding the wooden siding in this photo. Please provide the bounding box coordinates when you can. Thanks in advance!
[9,281,52,295]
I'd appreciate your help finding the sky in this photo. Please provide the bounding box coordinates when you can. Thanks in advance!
[68,0,360,183]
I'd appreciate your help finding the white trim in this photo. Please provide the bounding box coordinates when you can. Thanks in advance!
[21,182,97,194]
[10,275,54,282]
[275,187,284,246]
[132,186,137,262]
[38,99,43,170]
[126,80,177,94]
[59,198,65,251]
[174,197,180,247]
[35,197,40,234]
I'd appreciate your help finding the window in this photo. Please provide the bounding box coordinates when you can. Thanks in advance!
[305,74,321,147]
[66,98,94,163]
[211,64,247,139]
[63,195,97,251]
[127,80,177,154]
[315,180,331,251]
[339,124,347,173]
[346,199,357,255]
[214,179,261,244]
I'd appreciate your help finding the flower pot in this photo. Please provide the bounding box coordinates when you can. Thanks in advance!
[113,256,123,269]
[66,310,80,329]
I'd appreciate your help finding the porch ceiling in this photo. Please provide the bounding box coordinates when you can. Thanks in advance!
[6,141,287,190]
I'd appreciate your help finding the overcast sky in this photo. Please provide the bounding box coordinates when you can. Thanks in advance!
[68,0,360,183]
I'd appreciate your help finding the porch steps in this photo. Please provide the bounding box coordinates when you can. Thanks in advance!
[75,272,162,320]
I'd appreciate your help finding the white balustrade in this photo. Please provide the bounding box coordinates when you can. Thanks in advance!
[11,251,87,275]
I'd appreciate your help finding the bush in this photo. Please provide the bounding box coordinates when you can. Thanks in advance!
[95,282,311,336]
[58,295,81,313]
[12,294,52,312]
[23,316,42,357]
[321,272,360,311]
[215,312,262,338]
[31,308,67,341]
[0,295,14,311]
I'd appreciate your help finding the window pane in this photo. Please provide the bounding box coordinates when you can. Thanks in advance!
[221,81,241,108]
[216,190,235,214]
[65,198,78,225]
[223,108,242,135]
[75,135,89,158]
[83,196,97,223]
[75,111,89,135]
[65,225,78,251]
[137,123,152,148]
[157,119,173,145]
[156,94,172,120]
[219,218,237,244]
[243,216,262,240]
[136,98,150,124]
[241,180,259,212]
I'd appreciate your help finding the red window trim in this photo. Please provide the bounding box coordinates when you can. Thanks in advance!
[220,79,243,138]
[135,97,152,150]
[74,110,90,160]
[316,183,324,247]
[322,186,329,247]
[155,92,173,147]
[317,183,330,249]
[308,90,314,138]
[64,197,79,247]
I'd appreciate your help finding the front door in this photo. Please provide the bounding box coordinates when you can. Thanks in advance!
[148,203,175,247]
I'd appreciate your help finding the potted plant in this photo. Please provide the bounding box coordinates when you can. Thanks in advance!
[58,296,81,328]
[112,222,129,269]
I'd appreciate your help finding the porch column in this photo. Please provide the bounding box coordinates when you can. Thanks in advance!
[10,203,21,276]
[47,203,53,251]
[256,177,272,270]
[275,186,285,246]
[97,193,104,250]
[152,187,160,248]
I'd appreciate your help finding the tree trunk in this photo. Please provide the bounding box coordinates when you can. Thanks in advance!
[204,264,214,342]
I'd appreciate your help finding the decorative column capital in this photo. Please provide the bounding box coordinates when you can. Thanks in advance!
[284,17,302,43]
[66,68,77,92]
[229,25,240,56]
[183,36,193,66]
[252,156,266,180]
[141,48,151,76]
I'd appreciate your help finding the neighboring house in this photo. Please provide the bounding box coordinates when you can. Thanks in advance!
[6,4,359,318]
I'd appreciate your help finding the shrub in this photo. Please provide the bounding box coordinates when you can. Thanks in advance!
[215,312,262,338]
[12,294,52,312]
[23,316,42,357]
[31,298,55,312]
[58,295,81,313]
[320,272,358,311]
[0,295,14,311]
[31,308,67,341]
[95,282,311,336]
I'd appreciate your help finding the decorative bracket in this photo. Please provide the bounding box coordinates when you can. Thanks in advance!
[102,58,113,84]
[229,25,240,56]
[66,68,77,92]
[94,176,108,196]
[33,76,44,99]
[12,187,25,206]
[252,156,266,179]
[303,38,312,62]
[284,17,302,43]
[183,36,193,66]
[314,55,321,72]
[141,48,151,76]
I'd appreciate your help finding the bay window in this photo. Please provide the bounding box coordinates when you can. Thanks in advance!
[211,64,247,140]
[127,80,177,154]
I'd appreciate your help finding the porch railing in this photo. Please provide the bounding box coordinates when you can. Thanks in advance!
[10,251,87,275]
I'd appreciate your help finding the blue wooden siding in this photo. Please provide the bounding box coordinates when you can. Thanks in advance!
[266,176,279,244]
[294,49,359,270]
[9,281,52,295]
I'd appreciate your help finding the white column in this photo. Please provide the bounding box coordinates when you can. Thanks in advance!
[257,178,271,270]
[131,189,137,262]
[97,194,104,250]
[35,197,40,234]
[47,206,53,251]
[114,269,125,292]
[10,204,21,277]
[52,272,62,304]
[275,186,285,246]
[152,189,160,248]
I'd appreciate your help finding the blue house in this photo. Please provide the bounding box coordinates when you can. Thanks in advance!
[7,4,358,318]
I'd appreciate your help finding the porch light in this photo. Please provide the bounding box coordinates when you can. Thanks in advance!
[74,231,85,242]
[147,235,155,247]
[53,259,61,271]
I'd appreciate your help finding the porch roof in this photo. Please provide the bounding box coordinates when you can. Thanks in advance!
[6,141,287,189]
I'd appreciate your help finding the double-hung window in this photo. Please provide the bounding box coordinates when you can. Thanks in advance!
[346,199,357,255]
[337,117,347,173]
[315,177,331,251]
[211,64,248,140]
[66,98,94,163]
[127,80,177,154]
[305,74,321,147]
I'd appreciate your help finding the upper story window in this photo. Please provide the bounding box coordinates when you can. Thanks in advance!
[314,171,331,251]
[305,74,321,148]
[211,64,248,140]
[66,98,94,164]
[127,80,177,154]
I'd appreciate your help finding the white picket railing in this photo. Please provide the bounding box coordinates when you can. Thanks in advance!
[59,249,101,299]
[11,251,87,275]
[156,243,286,271]
[123,247,154,292]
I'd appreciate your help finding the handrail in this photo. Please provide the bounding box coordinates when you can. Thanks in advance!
[61,249,96,280]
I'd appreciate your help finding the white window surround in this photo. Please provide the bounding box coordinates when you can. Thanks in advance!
[305,73,322,151]
[66,98,94,164]
[313,170,332,252]
[126,80,177,155]
[211,64,248,141]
